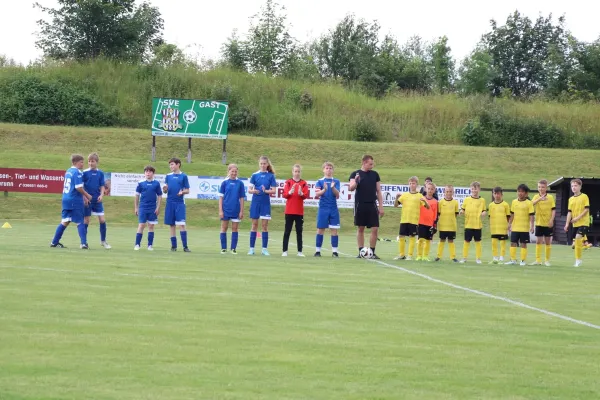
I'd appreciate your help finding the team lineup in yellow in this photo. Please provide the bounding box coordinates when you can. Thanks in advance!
[393,177,591,267]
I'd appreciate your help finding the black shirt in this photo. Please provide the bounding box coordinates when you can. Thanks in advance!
[420,186,439,200]
[349,169,380,203]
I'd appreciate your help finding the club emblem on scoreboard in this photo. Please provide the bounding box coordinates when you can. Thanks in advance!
[159,108,182,132]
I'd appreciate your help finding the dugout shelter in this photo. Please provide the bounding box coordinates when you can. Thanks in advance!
[549,177,600,245]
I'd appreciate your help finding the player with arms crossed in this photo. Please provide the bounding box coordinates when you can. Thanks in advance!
[163,158,191,252]
[506,184,535,266]
[248,156,277,256]
[134,165,163,250]
[83,152,110,249]
[314,162,341,257]
[50,154,92,249]
[349,155,384,259]
[531,179,556,266]
[435,185,459,262]
[564,179,590,267]
[459,181,486,264]
[394,176,428,260]
[487,187,511,264]
[282,164,309,257]
[218,164,246,254]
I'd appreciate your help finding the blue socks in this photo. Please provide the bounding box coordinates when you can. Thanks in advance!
[331,235,339,249]
[231,232,239,250]
[84,223,89,235]
[180,231,188,248]
[220,232,227,250]
[136,233,143,246]
[148,232,154,246]
[100,222,107,242]
[316,234,324,251]
[77,224,87,245]
[170,236,177,248]
[51,224,67,245]
[250,231,257,248]
[262,232,269,249]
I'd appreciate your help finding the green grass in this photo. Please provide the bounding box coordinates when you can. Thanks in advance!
[3,122,600,188]
[2,60,600,143]
[1,222,600,400]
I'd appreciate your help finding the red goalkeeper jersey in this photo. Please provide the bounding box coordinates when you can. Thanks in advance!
[283,178,309,215]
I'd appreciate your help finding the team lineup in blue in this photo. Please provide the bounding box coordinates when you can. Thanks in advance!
[49,153,591,267]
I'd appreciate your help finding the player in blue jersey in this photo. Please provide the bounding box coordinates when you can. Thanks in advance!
[50,154,93,249]
[162,158,191,252]
[248,156,277,256]
[314,161,341,257]
[218,164,246,254]
[83,152,111,249]
[134,165,163,251]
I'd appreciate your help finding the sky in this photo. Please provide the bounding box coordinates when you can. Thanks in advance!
[2,0,599,65]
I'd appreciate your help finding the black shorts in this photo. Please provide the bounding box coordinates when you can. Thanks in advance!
[354,202,379,228]
[464,228,482,242]
[399,223,418,236]
[439,231,456,240]
[510,231,530,245]
[418,224,433,240]
[573,226,589,236]
[534,226,553,237]
[491,234,509,240]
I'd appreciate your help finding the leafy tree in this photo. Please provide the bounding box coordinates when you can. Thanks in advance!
[456,49,497,95]
[221,29,248,72]
[244,0,295,74]
[35,0,163,62]
[151,43,186,67]
[571,39,600,99]
[429,36,454,93]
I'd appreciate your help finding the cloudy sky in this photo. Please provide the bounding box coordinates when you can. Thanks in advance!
[2,0,599,65]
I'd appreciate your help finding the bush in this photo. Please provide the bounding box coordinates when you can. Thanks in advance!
[353,117,380,142]
[461,110,568,148]
[210,81,241,108]
[229,105,258,131]
[0,75,118,126]
[299,90,313,111]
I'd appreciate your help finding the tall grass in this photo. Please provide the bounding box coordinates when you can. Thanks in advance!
[1,59,600,143]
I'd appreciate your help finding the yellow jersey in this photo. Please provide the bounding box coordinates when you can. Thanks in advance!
[438,198,459,232]
[568,193,590,227]
[398,192,424,225]
[532,194,556,227]
[462,196,486,230]
[488,201,510,235]
[510,199,534,232]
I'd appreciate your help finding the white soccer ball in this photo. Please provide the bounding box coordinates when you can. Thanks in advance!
[360,247,373,259]
[183,110,197,123]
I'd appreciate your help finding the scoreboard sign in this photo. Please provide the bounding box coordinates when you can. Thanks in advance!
[151,98,229,139]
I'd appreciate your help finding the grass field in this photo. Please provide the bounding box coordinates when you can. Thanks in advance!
[1,222,600,400]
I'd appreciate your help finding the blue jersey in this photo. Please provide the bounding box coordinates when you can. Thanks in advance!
[219,178,246,215]
[316,177,340,209]
[165,172,190,203]
[249,171,276,203]
[83,168,106,202]
[136,179,163,210]
[62,167,84,210]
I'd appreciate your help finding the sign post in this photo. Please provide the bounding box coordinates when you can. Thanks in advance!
[151,98,229,164]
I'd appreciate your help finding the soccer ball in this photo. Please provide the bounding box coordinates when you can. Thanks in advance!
[183,110,197,123]
[359,247,373,259]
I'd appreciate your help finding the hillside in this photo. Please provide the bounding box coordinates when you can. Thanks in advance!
[1,60,600,144]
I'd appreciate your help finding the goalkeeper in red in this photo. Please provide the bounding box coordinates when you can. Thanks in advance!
[417,182,438,261]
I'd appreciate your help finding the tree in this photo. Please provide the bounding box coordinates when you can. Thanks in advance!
[429,36,455,93]
[221,29,248,72]
[244,0,295,74]
[571,39,600,99]
[482,11,569,97]
[151,43,186,67]
[456,49,497,95]
[35,0,163,62]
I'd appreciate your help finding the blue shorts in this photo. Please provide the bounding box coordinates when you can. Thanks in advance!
[61,208,84,224]
[317,207,341,229]
[221,211,241,222]
[84,202,105,217]
[164,202,186,226]
[250,200,271,220]
[138,209,159,224]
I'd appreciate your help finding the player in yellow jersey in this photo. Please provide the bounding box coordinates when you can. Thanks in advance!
[459,181,486,264]
[435,185,459,262]
[487,187,510,264]
[506,184,535,266]
[564,179,590,267]
[531,179,555,266]
[394,176,429,260]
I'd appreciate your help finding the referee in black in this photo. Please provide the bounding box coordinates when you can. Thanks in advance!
[349,154,384,259]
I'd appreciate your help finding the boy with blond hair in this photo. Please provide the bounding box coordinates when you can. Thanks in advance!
[564,179,590,267]
[83,152,111,249]
[459,181,486,264]
[394,176,429,260]
[435,185,459,262]
[531,179,555,266]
